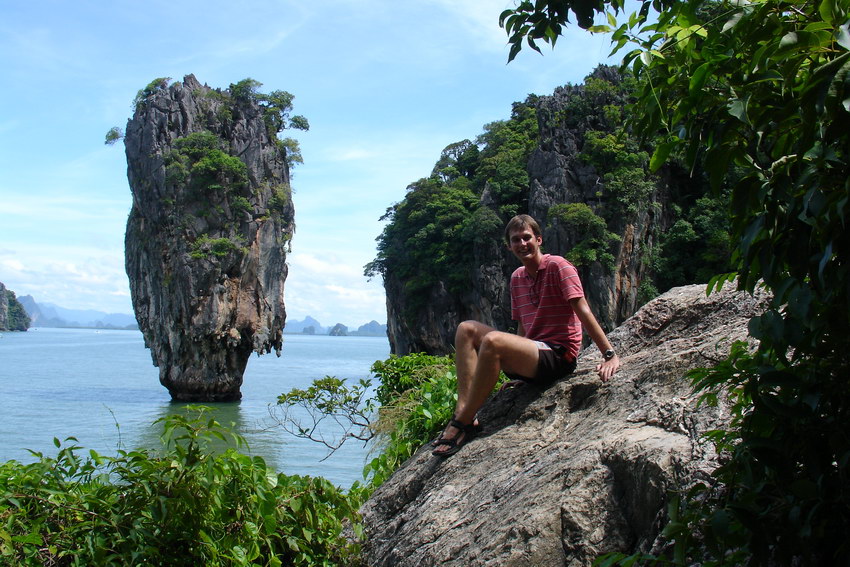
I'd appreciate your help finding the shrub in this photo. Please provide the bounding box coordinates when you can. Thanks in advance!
[0,407,362,566]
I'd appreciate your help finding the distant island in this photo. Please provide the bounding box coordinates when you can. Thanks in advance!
[11,293,386,337]
[284,316,387,337]
[17,295,139,330]
[0,282,31,331]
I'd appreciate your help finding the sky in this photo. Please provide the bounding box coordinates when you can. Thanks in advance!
[0,0,615,329]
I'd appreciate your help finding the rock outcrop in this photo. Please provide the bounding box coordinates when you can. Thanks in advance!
[0,282,7,330]
[0,282,30,331]
[382,67,692,356]
[123,75,295,401]
[360,282,768,566]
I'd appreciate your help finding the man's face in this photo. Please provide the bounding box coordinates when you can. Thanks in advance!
[508,226,542,262]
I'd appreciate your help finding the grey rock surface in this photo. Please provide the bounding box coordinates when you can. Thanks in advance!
[123,75,294,401]
[360,282,767,566]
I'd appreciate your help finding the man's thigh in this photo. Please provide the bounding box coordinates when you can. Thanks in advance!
[483,331,540,378]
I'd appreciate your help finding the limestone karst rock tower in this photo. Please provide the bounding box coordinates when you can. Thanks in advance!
[123,75,298,401]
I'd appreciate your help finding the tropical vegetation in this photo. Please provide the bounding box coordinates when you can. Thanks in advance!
[0,356,464,566]
[366,65,732,331]
[502,0,850,563]
[2,288,30,331]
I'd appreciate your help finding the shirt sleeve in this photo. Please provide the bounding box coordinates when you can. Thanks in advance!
[555,258,583,301]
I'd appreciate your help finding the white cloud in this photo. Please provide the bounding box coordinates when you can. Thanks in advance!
[284,252,386,327]
[0,245,132,314]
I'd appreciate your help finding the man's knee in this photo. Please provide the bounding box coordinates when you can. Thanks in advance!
[456,320,483,343]
[479,331,507,355]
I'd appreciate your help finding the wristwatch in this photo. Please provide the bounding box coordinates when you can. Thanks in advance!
[603,349,616,361]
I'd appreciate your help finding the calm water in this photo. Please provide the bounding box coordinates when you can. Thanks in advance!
[0,327,389,487]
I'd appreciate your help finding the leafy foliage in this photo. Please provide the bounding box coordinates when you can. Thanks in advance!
[133,77,171,111]
[370,352,454,407]
[166,131,248,196]
[229,79,310,139]
[3,290,30,331]
[103,126,123,146]
[652,193,732,291]
[0,407,362,566]
[549,203,620,270]
[274,377,374,452]
[273,352,505,491]
[190,234,240,259]
[502,0,850,563]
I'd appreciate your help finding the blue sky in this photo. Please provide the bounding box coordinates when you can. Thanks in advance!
[0,0,614,328]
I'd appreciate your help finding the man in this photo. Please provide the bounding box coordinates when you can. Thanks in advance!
[432,214,621,457]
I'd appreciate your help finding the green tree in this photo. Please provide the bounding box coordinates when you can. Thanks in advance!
[132,77,171,111]
[4,290,30,331]
[502,0,850,563]
[229,79,310,138]
[548,202,620,270]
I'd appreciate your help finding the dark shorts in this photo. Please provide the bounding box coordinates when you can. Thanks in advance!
[505,341,577,388]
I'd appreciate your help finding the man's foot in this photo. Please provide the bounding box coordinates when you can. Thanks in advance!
[432,418,476,457]
[499,379,526,392]
[431,416,480,447]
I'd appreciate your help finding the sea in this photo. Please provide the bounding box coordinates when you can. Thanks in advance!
[0,327,390,488]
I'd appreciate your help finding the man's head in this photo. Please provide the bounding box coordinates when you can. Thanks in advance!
[505,214,544,265]
[504,214,541,245]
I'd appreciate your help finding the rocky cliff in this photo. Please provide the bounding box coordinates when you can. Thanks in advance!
[0,282,30,332]
[381,67,700,356]
[0,282,7,330]
[123,75,295,401]
[360,282,767,566]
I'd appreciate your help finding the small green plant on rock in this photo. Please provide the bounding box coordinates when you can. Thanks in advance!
[190,234,239,259]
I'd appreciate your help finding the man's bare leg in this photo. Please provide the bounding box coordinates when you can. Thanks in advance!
[454,320,493,403]
[433,322,540,455]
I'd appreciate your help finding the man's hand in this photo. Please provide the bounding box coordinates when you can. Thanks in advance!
[596,354,620,382]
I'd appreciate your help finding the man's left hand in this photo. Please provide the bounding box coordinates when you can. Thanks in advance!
[596,355,620,383]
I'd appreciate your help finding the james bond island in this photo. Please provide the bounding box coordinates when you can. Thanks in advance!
[122,75,305,401]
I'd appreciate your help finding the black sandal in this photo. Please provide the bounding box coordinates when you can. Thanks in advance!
[431,418,475,457]
[431,416,480,447]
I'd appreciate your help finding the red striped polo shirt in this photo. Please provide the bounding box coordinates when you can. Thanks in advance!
[510,254,584,361]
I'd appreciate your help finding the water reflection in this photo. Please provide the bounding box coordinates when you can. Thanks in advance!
[123,401,285,471]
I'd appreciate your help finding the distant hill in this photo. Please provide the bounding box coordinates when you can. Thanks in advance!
[353,320,388,337]
[284,316,387,337]
[19,295,138,330]
[284,316,326,334]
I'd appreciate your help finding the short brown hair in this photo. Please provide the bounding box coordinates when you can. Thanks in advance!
[504,214,541,244]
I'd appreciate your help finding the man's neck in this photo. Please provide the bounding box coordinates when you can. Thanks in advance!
[523,252,544,277]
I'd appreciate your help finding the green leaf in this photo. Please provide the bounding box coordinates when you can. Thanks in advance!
[688,62,711,96]
[727,94,751,125]
[12,532,43,545]
[649,140,675,172]
[838,22,850,50]
[819,0,835,24]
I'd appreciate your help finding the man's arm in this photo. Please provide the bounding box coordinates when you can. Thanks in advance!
[569,296,620,382]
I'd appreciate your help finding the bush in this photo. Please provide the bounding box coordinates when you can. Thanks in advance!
[0,407,362,566]
[370,352,453,406]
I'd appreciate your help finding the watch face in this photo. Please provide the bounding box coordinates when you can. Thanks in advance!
[604,349,615,360]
